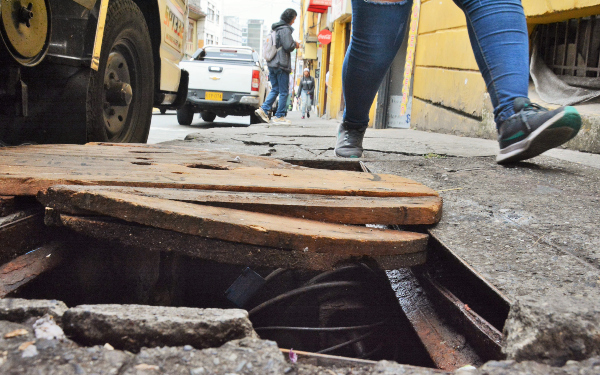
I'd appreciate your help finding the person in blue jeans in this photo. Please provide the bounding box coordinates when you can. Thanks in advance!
[255,9,300,125]
[334,0,582,164]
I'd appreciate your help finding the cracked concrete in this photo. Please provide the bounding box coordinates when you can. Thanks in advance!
[160,110,600,368]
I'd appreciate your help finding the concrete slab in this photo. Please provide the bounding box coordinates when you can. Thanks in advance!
[0,299,68,323]
[62,305,256,352]
[166,111,600,169]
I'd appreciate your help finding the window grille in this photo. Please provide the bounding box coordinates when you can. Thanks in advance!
[537,16,600,78]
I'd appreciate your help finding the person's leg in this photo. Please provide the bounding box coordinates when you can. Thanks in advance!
[335,0,413,157]
[455,0,581,163]
[275,71,289,118]
[261,69,281,112]
[300,90,308,115]
[452,0,529,125]
[343,0,413,126]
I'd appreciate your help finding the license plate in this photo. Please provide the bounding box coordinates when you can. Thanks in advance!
[205,92,223,101]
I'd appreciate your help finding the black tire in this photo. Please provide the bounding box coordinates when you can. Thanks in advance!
[200,111,216,122]
[177,105,194,125]
[250,113,261,125]
[160,108,167,114]
[86,0,154,143]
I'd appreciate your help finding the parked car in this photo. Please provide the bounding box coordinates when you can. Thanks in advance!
[0,0,189,145]
[177,45,272,125]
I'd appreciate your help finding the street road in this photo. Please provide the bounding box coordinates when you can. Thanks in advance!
[147,110,251,144]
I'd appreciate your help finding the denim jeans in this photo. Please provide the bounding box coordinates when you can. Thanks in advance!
[262,68,290,118]
[343,0,529,129]
[300,90,312,114]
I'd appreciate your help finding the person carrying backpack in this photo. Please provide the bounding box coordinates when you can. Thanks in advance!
[297,68,315,119]
[254,9,299,125]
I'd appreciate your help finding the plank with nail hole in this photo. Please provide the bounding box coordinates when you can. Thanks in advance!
[0,144,438,198]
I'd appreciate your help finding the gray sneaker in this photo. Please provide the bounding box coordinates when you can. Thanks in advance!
[272,117,292,125]
[334,122,367,158]
[254,108,270,123]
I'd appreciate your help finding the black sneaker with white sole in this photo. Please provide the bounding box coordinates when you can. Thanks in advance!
[334,122,368,158]
[496,98,581,164]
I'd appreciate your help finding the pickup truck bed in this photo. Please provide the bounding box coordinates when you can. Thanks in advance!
[177,46,270,125]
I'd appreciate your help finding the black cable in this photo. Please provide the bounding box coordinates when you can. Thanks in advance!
[304,264,364,286]
[248,281,363,316]
[317,329,377,355]
[264,268,287,282]
[255,320,386,333]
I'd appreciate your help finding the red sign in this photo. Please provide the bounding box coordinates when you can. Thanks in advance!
[317,29,332,45]
[308,0,331,13]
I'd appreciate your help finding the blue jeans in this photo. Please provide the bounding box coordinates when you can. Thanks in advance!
[262,68,290,118]
[300,90,313,114]
[343,0,529,129]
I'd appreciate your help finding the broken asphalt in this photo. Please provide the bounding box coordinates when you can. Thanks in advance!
[161,110,600,365]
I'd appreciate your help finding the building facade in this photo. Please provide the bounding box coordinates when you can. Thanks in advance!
[412,0,600,153]
[223,16,243,46]
[245,19,266,56]
[298,0,600,153]
[184,0,224,58]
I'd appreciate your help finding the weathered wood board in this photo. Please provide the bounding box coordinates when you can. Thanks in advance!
[0,243,64,297]
[39,187,429,257]
[0,144,438,198]
[0,210,49,265]
[41,185,442,225]
[55,215,427,271]
[2,143,295,170]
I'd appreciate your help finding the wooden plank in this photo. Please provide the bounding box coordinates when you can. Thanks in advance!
[0,210,48,265]
[0,145,439,198]
[55,215,427,270]
[39,187,429,257]
[0,243,64,298]
[0,143,295,170]
[42,185,442,225]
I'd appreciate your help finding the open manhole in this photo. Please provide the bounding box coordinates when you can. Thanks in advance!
[0,157,508,371]
[3,210,508,371]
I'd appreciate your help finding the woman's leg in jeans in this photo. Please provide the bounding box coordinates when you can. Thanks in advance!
[300,91,308,114]
[342,0,413,127]
[452,0,529,126]
[454,0,580,164]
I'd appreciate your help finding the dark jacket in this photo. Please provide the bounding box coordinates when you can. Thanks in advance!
[267,20,296,73]
[297,76,315,97]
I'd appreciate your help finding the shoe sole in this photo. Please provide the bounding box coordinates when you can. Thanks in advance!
[334,152,362,158]
[255,109,270,123]
[496,107,581,164]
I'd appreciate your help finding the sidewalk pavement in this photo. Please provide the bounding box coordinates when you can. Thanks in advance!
[164,110,600,364]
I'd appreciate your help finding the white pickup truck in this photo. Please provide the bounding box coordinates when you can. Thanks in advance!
[177,45,272,125]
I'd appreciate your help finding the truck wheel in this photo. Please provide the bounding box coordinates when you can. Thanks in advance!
[86,0,154,143]
[200,112,216,123]
[160,108,167,115]
[177,105,194,125]
[250,113,261,124]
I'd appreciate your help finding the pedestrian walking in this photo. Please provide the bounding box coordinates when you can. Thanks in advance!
[255,9,300,126]
[297,68,315,119]
[334,0,582,164]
